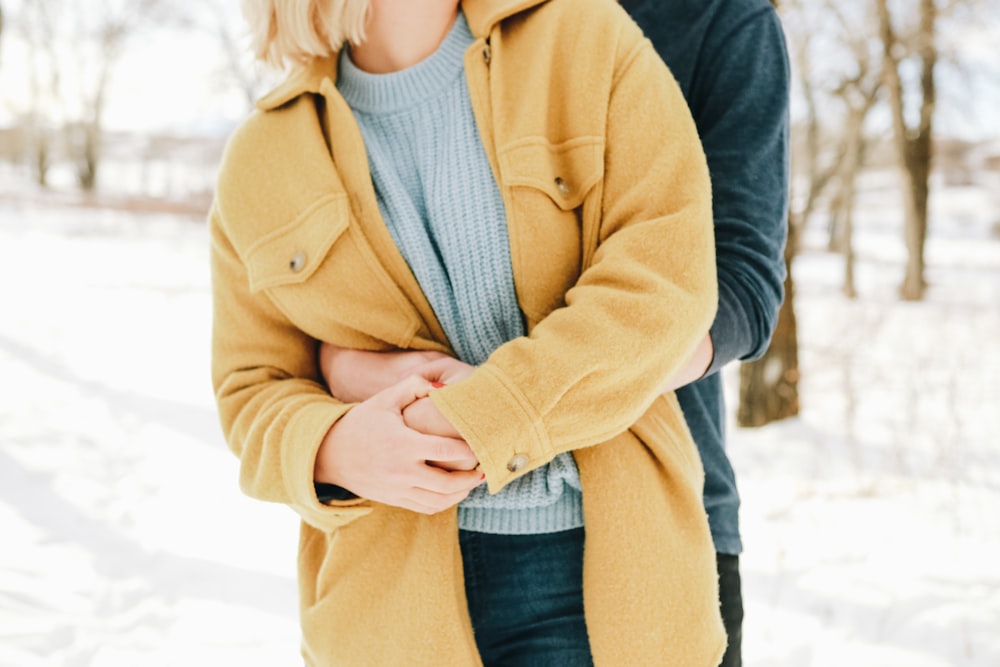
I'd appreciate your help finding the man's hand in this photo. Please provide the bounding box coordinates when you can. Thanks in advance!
[314,375,482,514]
[319,344,451,403]
[319,343,474,402]
[661,333,714,394]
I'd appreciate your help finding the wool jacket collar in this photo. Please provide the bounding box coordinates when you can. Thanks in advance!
[256,0,547,112]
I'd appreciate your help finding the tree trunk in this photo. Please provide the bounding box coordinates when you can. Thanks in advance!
[836,84,878,299]
[878,0,937,301]
[841,174,857,300]
[906,0,936,299]
[78,131,99,191]
[737,216,801,427]
[73,57,111,192]
[33,135,50,188]
[76,123,100,191]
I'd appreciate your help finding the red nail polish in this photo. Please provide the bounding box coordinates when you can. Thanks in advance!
[480,473,486,480]
[430,381,446,389]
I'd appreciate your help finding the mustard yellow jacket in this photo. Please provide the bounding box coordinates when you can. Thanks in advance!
[210,0,724,664]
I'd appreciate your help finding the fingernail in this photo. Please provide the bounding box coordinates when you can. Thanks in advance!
[479,473,486,480]
[430,381,446,389]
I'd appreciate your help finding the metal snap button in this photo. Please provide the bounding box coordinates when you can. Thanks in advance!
[507,454,529,473]
[289,251,306,272]
[554,177,569,196]
[482,43,492,65]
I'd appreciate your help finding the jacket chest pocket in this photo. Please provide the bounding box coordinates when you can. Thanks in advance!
[498,137,604,327]
[244,194,421,347]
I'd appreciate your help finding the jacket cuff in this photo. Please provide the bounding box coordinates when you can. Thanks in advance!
[429,364,552,494]
[283,400,372,530]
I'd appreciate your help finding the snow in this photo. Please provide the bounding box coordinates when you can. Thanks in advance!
[0,197,301,666]
[1,172,998,665]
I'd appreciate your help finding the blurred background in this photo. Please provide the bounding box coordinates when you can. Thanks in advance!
[0,0,998,665]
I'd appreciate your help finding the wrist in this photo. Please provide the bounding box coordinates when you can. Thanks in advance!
[314,419,346,486]
[694,333,714,379]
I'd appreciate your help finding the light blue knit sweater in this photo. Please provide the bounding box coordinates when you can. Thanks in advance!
[337,12,583,534]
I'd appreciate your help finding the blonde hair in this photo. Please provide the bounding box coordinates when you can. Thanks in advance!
[242,0,372,69]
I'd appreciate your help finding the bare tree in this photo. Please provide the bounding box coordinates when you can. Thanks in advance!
[170,0,275,115]
[737,0,838,427]
[738,0,882,424]
[827,4,882,298]
[877,0,938,301]
[11,0,166,191]
[207,1,271,110]
[67,0,167,191]
[832,100,867,300]
[15,0,62,187]
[739,0,996,423]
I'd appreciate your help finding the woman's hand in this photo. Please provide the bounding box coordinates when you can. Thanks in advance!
[401,356,476,470]
[403,393,477,471]
[314,375,482,514]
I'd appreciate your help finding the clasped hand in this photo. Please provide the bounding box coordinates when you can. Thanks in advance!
[313,345,481,515]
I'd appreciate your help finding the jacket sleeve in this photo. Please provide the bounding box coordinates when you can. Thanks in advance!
[691,7,791,374]
[209,205,369,532]
[430,35,717,493]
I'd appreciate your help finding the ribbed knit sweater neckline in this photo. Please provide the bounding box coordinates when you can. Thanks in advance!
[337,12,469,115]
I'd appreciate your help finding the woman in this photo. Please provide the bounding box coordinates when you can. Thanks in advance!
[211,0,725,664]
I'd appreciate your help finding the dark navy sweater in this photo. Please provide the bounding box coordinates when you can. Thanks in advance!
[622,0,791,554]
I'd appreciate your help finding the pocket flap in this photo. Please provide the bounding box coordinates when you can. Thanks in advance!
[245,194,350,292]
[498,137,604,210]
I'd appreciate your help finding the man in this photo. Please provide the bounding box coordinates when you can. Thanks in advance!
[620,1,791,665]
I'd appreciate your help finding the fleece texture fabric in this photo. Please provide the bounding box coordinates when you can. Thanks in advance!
[210,0,725,664]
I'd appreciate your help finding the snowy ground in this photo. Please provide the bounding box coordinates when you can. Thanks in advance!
[0,175,998,666]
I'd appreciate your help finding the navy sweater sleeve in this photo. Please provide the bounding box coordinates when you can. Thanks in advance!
[693,6,791,374]
[622,0,790,375]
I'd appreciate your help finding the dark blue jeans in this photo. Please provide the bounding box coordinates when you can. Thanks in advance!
[459,528,594,667]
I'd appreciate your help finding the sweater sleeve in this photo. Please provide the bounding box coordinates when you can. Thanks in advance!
[209,205,370,532]
[431,36,717,493]
[694,7,791,375]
